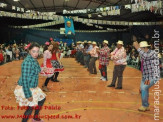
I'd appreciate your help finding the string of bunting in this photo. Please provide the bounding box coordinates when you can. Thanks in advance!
[13,27,126,33]
[1,10,162,26]
[63,0,163,15]
[0,0,162,19]
[73,16,163,26]
[10,20,65,29]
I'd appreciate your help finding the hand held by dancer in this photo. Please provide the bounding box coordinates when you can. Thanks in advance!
[133,41,140,50]
[144,80,150,85]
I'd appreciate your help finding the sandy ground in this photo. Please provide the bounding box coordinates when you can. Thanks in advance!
[0,58,162,122]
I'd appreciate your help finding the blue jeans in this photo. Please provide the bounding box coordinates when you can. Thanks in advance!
[140,78,157,107]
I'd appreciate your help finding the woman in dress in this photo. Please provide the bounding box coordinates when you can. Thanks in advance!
[40,42,54,92]
[14,42,46,122]
[51,42,64,82]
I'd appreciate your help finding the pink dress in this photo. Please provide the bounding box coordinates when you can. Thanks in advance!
[40,50,55,77]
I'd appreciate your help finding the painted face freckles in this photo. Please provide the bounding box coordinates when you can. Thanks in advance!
[30,47,40,59]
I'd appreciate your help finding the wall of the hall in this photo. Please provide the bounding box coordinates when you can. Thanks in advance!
[0,25,162,45]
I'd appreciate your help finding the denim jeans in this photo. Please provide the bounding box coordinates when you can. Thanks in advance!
[140,78,157,107]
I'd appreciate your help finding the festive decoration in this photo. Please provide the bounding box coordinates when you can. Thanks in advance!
[45,42,50,45]
[64,17,75,35]
[49,38,53,41]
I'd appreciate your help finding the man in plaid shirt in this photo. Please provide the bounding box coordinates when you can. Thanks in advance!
[18,54,41,99]
[133,41,160,112]
[98,40,110,81]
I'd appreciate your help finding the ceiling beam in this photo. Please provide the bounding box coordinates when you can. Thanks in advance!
[75,0,80,9]
[53,0,56,11]
[18,1,26,9]
[96,0,106,8]
[85,0,92,9]
[29,0,37,9]
[41,0,47,12]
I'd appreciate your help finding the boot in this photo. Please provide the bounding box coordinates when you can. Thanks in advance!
[42,85,49,92]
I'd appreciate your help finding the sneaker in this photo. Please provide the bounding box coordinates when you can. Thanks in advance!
[138,106,150,112]
[102,78,107,81]
[100,76,104,80]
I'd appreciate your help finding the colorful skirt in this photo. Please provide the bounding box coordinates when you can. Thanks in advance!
[51,60,64,72]
[40,59,55,77]
[14,85,46,107]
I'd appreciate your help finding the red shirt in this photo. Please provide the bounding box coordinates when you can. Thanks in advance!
[51,51,61,60]
[0,53,3,62]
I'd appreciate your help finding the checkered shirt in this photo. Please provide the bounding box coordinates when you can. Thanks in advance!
[99,46,110,65]
[137,48,160,81]
[18,54,41,98]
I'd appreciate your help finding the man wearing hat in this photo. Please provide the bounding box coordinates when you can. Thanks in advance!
[88,41,99,74]
[98,40,110,81]
[75,41,81,62]
[133,41,160,112]
[107,40,127,89]
[84,41,93,68]
[78,41,84,65]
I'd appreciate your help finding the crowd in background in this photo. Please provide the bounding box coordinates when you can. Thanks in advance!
[0,38,163,77]
[74,40,163,77]
[0,41,75,65]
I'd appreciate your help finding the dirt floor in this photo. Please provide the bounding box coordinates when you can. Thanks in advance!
[0,58,162,122]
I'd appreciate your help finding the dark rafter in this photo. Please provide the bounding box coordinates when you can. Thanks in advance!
[18,1,26,9]
[75,0,80,9]
[85,0,92,9]
[53,0,56,11]
[3,0,11,5]
[29,0,36,10]
[41,0,47,12]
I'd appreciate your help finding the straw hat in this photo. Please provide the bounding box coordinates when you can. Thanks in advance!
[158,53,161,58]
[88,41,92,43]
[84,40,87,43]
[103,40,108,44]
[13,44,17,47]
[77,41,82,43]
[117,40,123,45]
[139,41,150,47]
[92,41,97,45]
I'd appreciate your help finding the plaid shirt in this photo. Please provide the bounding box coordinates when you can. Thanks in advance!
[18,54,41,98]
[111,47,127,65]
[99,46,110,65]
[137,48,160,81]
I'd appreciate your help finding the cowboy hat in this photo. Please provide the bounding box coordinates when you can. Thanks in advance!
[117,40,123,45]
[103,40,108,44]
[84,40,87,43]
[77,41,82,43]
[139,41,150,47]
[92,41,97,45]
